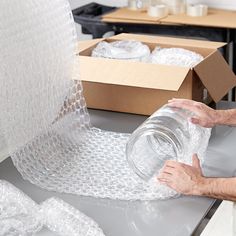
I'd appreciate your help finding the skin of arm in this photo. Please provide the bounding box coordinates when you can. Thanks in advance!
[158,154,236,201]
[168,98,236,127]
[157,98,236,200]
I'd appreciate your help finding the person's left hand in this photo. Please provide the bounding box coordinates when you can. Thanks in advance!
[157,154,205,196]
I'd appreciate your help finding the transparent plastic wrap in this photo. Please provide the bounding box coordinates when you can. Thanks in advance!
[0,0,210,202]
[0,180,105,236]
[41,198,105,236]
[0,180,43,236]
[150,47,204,67]
[91,40,151,61]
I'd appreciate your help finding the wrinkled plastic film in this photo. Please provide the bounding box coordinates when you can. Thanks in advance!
[92,40,150,61]
[42,198,105,236]
[91,42,204,67]
[150,47,204,67]
[1,0,210,201]
[0,181,43,236]
[0,180,105,236]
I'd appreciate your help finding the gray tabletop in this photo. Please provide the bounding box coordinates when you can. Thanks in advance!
[1,102,236,236]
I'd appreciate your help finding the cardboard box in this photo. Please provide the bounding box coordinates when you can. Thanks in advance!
[78,33,236,115]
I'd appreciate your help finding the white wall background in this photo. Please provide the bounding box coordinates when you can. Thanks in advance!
[69,0,236,40]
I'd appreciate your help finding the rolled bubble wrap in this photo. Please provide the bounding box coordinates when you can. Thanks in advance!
[0,180,105,236]
[0,0,210,202]
[92,40,151,62]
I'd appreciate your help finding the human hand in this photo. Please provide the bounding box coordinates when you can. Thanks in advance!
[168,98,218,128]
[157,154,205,196]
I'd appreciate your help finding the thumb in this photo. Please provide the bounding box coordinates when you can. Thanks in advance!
[192,154,202,173]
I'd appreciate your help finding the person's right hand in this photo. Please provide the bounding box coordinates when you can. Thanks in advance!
[168,98,218,128]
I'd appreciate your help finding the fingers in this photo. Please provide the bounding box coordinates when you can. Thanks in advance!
[168,98,198,107]
[190,117,200,125]
[158,162,175,183]
[168,101,200,115]
[164,160,181,168]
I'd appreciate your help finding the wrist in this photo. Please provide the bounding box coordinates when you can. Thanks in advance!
[192,177,211,196]
[214,110,233,126]
[214,110,226,126]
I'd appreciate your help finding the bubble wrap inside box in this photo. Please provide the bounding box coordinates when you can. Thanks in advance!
[0,0,210,201]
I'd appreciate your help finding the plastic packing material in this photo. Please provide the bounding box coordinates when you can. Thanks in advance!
[42,198,105,236]
[150,47,204,67]
[187,4,208,17]
[91,40,151,62]
[147,4,169,18]
[0,180,43,236]
[0,180,105,236]
[0,0,210,202]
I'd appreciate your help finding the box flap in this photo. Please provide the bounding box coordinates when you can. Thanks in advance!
[77,38,104,54]
[79,56,190,91]
[194,50,236,102]
[110,33,226,49]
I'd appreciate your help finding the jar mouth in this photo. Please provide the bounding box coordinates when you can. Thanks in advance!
[126,126,183,181]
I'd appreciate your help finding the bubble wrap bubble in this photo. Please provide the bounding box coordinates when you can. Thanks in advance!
[0,180,43,236]
[41,198,105,236]
[150,47,204,67]
[0,0,210,202]
[0,180,105,236]
[91,40,150,61]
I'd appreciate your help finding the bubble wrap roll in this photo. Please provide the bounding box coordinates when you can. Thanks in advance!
[0,0,210,201]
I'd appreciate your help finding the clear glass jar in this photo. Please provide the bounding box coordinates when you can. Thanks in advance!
[126,105,210,180]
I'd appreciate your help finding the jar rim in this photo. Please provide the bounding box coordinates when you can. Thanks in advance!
[126,126,183,180]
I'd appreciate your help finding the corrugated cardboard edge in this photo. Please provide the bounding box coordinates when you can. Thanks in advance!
[194,50,236,102]
[110,33,227,49]
[77,38,104,54]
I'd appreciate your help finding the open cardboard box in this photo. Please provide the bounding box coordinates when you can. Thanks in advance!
[77,33,236,115]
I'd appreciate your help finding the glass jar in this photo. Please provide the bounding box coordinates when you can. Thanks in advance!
[126,105,211,180]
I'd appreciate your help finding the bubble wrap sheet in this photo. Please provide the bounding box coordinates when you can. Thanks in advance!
[0,180,105,236]
[91,40,150,61]
[0,0,210,201]
[150,47,204,67]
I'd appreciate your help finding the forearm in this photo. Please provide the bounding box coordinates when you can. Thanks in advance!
[195,177,236,201]
[215,109,236,126]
